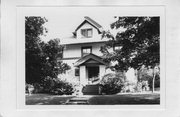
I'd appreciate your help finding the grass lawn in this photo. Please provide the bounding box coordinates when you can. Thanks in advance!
[26,94,75,105]
[88,93,160,105]
[26,93,160,105]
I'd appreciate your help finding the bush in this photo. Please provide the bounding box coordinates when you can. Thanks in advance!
[134,82,143,92]
[33,83,44,93]
[121,82,136,93]
[28,76,75,95]
[41,76,56,93]
[25,83,34,94]
[25,83,29,93]
[100,73,126,94]
[51,79,75,95]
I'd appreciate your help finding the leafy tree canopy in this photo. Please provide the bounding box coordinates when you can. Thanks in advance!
[25,17,70,84]
[41,39,71,78]
[101,17,160,71]
[25,16,48,83]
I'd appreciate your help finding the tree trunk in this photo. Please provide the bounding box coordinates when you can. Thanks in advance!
[152,73,156,93]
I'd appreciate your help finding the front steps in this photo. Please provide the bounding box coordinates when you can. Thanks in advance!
[82,84,101,95]
[66,97,89,105]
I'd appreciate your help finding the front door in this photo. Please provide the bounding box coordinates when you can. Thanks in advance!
[87,66,99,82]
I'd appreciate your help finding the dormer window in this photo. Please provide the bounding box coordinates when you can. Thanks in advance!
[81,28,92,38]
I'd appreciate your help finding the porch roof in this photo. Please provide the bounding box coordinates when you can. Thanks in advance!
[74,53,109,67]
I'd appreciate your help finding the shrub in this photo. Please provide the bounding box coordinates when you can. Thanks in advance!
[100,73,126,94]
[51,79,75,95]
[33,83,44,93]
[25,83,34,94]
[26,77,75,95]
[134,82,143,92]
[121,82,136,93]
[41,76,56,93]
[25,83,29,93]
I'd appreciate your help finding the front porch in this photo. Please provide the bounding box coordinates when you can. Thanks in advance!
[79,65,106,85]
[74,53,109,86]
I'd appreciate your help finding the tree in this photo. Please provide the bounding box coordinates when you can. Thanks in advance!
[101,17,160,92]
[25,16,48,83]
[137,65,160,92]
[152,65,160,92]
[26,17,70,84]
[42,39,70,78]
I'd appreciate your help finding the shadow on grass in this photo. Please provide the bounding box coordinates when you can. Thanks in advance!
[88,93,160,105]
[26,94,75,105]
[26,93,160,105]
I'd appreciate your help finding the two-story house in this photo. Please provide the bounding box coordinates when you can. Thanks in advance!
[58,16,111,86]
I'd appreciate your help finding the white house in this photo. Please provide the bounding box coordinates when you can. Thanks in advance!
[58,16,137,88]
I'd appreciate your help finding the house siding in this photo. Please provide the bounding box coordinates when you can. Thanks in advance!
[58,59,80,83]
[63,42,105,59]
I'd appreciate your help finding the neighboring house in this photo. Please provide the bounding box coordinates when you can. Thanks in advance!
[58,16,136,86]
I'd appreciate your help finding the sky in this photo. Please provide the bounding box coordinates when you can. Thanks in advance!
[38,7,120,42]
[36,6,162,42]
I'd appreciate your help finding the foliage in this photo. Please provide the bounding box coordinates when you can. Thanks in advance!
[101,17,160,71]
[41,76,56,93]
[26,77,75,95]
[41,39,71,78]
[100,73,126,94]
[51,79,74,95]
[32,83,44,93]
[121,82,136,93]
[134,82,142,92]
[137,66,152,81]
[137,65,160,90]
[25,83,30,93]
[25,83,35,94]
[25,16,70,84]
[39,77,74,95]
[26,16,48,83]
[148,74,160,89]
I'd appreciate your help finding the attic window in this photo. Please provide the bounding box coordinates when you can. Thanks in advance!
[81,29,92,38]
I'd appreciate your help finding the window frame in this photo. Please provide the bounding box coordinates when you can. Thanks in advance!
[75,68,80,76]
[81,28,93,38]
[81,46,92,57]
[113,45,122,51]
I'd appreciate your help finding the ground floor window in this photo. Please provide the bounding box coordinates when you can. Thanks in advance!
[75,68,80,76]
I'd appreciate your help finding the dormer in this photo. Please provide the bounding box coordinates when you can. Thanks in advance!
[73,16,103,39]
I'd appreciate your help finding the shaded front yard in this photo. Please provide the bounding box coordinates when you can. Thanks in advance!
[88,93,160,105]
[26,94,75,105]
[26,93,160,105]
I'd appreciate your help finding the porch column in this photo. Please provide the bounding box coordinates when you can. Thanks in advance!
[80,65,87,85]
[99,65,106,80]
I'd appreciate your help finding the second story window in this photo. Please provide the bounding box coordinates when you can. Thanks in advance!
[113,45,122,51]
[81,46,92,57]
[81,29,92,38]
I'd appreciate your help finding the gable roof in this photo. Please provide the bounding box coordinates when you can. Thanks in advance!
[84,16,102,29]
[74,53,108,67]
[74,16,103,34]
